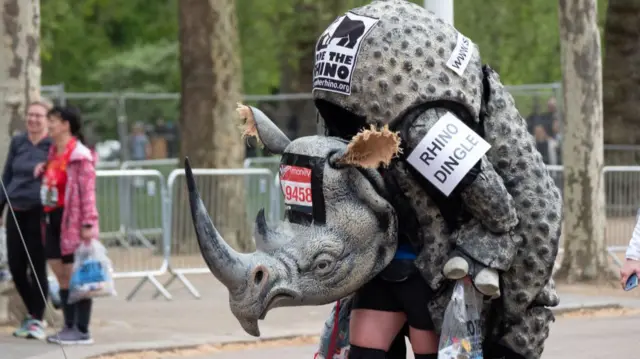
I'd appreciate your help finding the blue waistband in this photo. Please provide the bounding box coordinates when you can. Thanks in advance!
[394,243,417,260]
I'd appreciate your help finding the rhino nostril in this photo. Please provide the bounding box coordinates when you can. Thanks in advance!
[254,270,264,285]
[252,265,268,286]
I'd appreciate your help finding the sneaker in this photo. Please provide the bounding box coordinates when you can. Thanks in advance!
[25,319,46,340]
[47,327,93,345]
[12,315,32,338]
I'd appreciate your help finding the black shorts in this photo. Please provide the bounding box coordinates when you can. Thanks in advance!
[44,208,74,264]
[351,263,435,331]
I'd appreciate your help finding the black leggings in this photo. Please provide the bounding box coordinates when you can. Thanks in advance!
[6,206,48,321]
[44,207,93,333]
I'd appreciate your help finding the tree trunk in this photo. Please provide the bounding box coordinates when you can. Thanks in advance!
[602,0,640,166]
[555,0,612,283]
[0,0,43,325]
[177,0,252,254]
[0,0,41,157]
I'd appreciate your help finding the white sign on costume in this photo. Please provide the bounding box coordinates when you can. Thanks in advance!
[406,112,491,196]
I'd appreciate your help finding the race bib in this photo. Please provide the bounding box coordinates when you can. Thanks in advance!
[406,112,491,196]
[40,184,59,207]
[280,164,313,213]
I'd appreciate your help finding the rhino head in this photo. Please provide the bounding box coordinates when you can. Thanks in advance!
[186,105,401,337]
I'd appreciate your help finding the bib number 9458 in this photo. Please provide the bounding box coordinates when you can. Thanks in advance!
[284,184,312,205]
[280,165,313,209]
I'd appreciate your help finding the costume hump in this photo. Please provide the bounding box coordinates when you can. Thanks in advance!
[312,1,562,358]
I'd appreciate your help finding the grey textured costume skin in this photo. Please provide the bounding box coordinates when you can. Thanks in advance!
[406,108,521,277]
[184,107,399,337]
[312,1,561,358]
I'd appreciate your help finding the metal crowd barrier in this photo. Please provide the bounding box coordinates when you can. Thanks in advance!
[244,157,283,219]
[96,169,172,301]
[93,162,640,300]
[155,167,277,299]
[603,166,640,266]
[116,159,179,259]
[544,165,636,268]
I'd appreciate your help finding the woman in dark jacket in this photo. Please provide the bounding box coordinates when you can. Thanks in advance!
[0,100,53,340]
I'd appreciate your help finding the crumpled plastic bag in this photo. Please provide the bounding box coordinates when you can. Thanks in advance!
[0,226,7,271]
[68,239,116,304]
[438,279,484,359]
[49,276,61,309]
[314,297,353,359]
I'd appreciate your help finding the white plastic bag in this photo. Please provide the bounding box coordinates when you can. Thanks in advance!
[438,279,484,359]
[0,225,8,282]
[68,239,116,304]
[49,276,62,309]
[0,225,7,270]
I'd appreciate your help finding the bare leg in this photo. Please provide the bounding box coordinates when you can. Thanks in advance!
[48,259,72,289]
[409,327,438,354]
[349,309,406,350]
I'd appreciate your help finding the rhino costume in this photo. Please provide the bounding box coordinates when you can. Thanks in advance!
[186,106,556,359]
[185,1,561,358]
[311,1,561,358]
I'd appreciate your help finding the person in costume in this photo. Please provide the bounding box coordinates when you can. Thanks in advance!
[312,1,561,358]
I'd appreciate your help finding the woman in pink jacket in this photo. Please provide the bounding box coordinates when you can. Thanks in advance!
[38,105,99,345]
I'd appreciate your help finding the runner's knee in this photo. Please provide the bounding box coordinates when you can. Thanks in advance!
[408,327,438,354]
[347,345,386,359]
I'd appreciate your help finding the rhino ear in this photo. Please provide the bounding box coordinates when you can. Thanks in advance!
[330,125,402,169]
[237,103,291,155]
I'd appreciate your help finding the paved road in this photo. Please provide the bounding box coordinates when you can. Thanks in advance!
[180,314,640,359]
[2,276,640,359]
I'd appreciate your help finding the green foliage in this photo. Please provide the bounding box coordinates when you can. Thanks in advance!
[39,0,611,135]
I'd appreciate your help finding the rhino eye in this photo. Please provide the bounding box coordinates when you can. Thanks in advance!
[313,254,335,275]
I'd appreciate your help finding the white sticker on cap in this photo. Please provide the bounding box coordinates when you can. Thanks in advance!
[446,32,474,76]
[312,12,380,95]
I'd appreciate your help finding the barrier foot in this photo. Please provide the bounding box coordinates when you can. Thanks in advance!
[147,275,173,301]
[152,274,178,300]
[114,233,131,249]
[131,231,155,249]
[125,275,173,301]
[175,272,201,299]
[125,276,149,301]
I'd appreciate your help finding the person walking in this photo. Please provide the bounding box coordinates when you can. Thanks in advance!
[38,105,99,345]
[0,100,53,339]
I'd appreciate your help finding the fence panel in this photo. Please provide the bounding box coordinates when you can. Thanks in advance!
[506,83,563,122]
[603,167,640,260]
[161,168,276,298]
[244,157,282,221]
[96,160,121,169]
[116,159,179,245]
[603,145,640,166]
[96,169,172,300]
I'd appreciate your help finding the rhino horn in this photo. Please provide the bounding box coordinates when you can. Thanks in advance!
[184,157,251,291]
